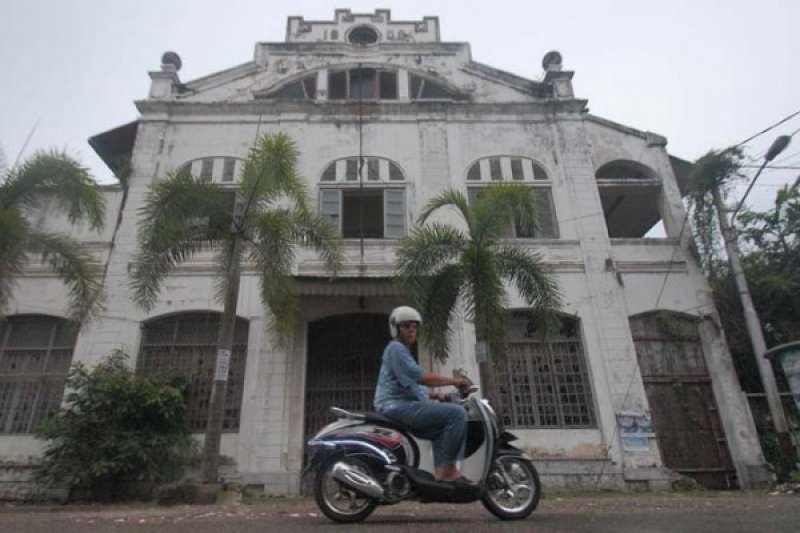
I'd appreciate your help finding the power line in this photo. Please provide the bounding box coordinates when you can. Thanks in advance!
[741,164,800,170]
[731,109,800,150]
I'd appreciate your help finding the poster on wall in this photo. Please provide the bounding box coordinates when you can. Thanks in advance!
[616,410,655,453]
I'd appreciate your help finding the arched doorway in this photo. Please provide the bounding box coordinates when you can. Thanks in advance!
[630,311,735,488]
[304,313,390,444]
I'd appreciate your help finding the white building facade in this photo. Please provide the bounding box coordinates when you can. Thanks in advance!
[1,10,771,494]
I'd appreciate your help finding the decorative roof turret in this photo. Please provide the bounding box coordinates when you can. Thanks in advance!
[286,9,440,45]
[148,51,182,100]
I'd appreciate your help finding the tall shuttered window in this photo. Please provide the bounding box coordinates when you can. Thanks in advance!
[466,156,558,239]
[319,157,407,239]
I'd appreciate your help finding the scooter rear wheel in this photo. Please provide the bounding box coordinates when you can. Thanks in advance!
[481,455,541,520]
[314,456,377,523]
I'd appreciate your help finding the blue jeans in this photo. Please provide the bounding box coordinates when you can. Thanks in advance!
[381,401,467,468]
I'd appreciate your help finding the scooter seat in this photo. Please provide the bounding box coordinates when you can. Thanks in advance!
[358,411,412,432]
[330,407,415,434]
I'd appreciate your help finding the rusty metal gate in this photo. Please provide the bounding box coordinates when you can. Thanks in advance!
[304,313,390,447]
[630,312,736,489]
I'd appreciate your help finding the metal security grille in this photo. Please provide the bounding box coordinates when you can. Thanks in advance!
[0,315,77,434]
[304,313,390,446]
[630,312,735,489]
[137,312,248,432]
[497,338,596,428]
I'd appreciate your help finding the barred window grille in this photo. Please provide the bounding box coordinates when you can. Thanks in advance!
[496,315,596,428]
[137,312,249,432]
[0,315,77,434]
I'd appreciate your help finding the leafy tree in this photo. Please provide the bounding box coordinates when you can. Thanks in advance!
[36,351,195,500]
[685,147,745,276]
[395,183,562,405]
[130,132,343,482]
[711,179,800,387]
[738,179,800,347]
[0,150,105,321]
[689,150,799,480]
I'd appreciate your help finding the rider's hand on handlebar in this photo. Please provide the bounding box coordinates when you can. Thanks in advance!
[453,378,471,390]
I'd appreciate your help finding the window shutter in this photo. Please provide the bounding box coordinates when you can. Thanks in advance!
[384,189,406,238]
[320,189,341,231]
[535,188,558,238]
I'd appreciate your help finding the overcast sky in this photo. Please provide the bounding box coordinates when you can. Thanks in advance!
[2,0,798,213]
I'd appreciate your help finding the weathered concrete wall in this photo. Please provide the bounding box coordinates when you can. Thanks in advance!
[1,13,769,494]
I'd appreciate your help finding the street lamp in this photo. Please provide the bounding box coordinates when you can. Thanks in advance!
[731,135,791,223]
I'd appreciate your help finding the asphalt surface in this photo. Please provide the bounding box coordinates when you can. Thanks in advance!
[1,492,799,532]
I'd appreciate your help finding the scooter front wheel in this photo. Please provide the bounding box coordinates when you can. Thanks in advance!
[481,455,541,520]
[314,456,377,523]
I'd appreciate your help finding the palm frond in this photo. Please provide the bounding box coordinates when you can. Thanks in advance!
[415,264,465,362]
[1,150,104,230]
[495,245,563,337]
[0,209,29,314]
[130,228,219,312]
[395,223,467,297]
[26,231,103,322]
[418,189,471,227]
[495,246,562,310]
[239,133,309,209]
[283,205,344,277]
[247,210,298,342]
[472,183,539,242]
[131,174,234,311]
[136,172,234,245]
[462,245,509,347]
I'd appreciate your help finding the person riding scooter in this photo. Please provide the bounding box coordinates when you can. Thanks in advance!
[373,306,474,485]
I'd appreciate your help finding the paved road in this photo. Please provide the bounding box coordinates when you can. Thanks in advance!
[2,492,799,532]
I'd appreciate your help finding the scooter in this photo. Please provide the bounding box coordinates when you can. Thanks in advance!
[305,376,541,523]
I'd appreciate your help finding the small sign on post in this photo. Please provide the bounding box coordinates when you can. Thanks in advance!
[214,349,231,381]
[475,341,489,363]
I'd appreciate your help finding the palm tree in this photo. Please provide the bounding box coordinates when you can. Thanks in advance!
[130,132,344,482]
[0,150,105,321]
[395,183,562,407]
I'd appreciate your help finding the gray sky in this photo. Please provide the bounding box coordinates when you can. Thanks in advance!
[2,0,798,213]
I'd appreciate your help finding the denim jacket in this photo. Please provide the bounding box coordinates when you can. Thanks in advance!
[373,340,428,412]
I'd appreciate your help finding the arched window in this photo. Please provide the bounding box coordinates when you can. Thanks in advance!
[466,156,558,238]
[0,315,77,434]
[408,73,457,100]
[328,68,398,100]
[257,68,460,102]
[318,156,406,239]
[269,75,318,100]
[496,312,596,428]
[137,312,249,432]
[595,160,662,238]
[176,156,245,185]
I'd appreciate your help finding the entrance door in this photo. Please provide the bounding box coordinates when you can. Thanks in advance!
[304,313,390,445]
[630,312,736,489]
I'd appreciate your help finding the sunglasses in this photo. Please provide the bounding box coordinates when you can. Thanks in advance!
[398,322,419,330]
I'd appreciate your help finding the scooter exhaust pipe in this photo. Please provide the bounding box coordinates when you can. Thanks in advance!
[331,461,385,498]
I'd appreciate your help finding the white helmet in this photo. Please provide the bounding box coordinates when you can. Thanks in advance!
[389,306,422,337]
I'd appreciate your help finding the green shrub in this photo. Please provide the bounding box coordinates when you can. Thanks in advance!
[35,351,196,500]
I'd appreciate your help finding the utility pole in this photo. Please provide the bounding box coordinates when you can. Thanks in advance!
[712,185,789,433]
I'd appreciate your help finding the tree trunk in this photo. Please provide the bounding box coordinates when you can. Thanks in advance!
[202,202,244,483]
[477,346,504,419]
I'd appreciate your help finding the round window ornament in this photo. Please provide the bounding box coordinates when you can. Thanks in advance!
[348,26,379,46]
